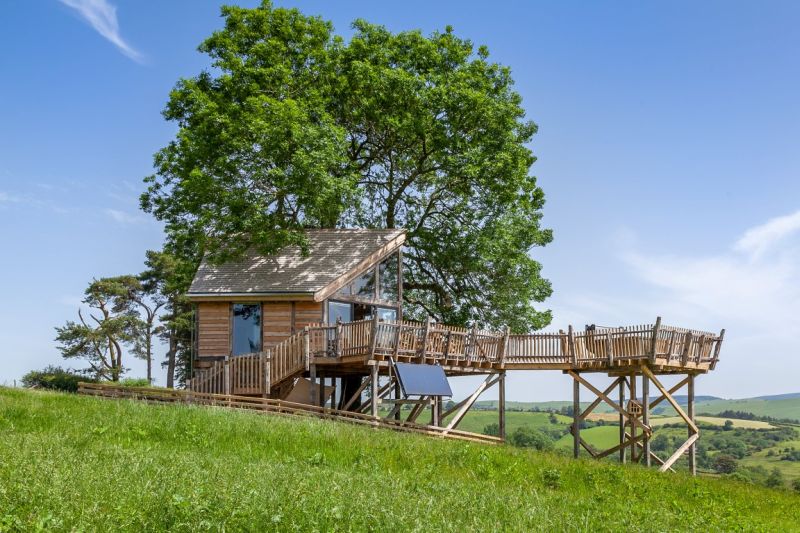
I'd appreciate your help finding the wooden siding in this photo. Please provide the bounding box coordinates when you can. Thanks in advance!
[197,302,230,357]
[263,302,293,350]
[294,301,323,331]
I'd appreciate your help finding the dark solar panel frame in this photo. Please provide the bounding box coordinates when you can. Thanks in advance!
[394,362,453,397]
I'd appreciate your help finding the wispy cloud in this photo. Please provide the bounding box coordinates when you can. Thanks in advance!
[734,209,800,260]
[59,0,144,63]
[104,208,147,224]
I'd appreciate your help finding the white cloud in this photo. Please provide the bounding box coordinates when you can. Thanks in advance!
[59,0,144,63]
[734,209,800,260]
[104,208,146,224]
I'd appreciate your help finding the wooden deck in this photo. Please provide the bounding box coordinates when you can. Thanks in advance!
[190,316,724,395]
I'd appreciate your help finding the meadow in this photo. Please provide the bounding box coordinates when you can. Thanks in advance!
[1,387,798,531]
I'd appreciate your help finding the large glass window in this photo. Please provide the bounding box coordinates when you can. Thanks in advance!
[377,307,397,321]
[232,304,261,355]
[328,301,352,325]
[352,268,375,298]
[379,255,399,301]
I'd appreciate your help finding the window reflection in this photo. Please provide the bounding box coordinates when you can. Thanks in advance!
[328,301,352,325]
[232,303,261,355]
[352,268,375,298]
[379,255,398,300]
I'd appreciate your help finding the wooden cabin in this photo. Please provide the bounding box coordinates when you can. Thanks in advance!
[188,228,405,372]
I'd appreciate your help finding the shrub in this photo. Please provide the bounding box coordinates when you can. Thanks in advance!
[510,426,554,451]
[791,478,800,494]
[764,468,784,489]
[117,378,151,388]
[21,366,92,393]
[713,454,738,474]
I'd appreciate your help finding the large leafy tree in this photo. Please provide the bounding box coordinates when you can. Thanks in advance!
[142,1,552,332]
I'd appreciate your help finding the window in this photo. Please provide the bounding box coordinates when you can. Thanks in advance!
[377,307,397,321]
[352,268,375,298]
[328,301,352,325]
[379,255,399,301]
[232,304,261,355]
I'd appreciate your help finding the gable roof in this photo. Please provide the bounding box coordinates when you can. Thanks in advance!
[188,229,406,301]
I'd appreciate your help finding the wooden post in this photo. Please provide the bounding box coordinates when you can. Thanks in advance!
[469,324,479,360]
[650,316,662,362]
[318,373,325,407]
[370,364,379,418]
[397,248,404,322]
[303,327,311,370]
[572,375,580,459]
[262,351,270,397]
[223,357,231,396]
[688,373,696,475]
[619,378,626,464]
[499,326,511,366]
[711,329,725,369]
[309,363,317,406]
[394,378,402,421]
[642,371,651,467]
[681,333,693,366]
[605,332,614,365]
[499,371,506,441]
[419,316,433,360]
[629,373,636,462]
[335,318,343,358]
[568,325,577,366]
[369,314,380,358]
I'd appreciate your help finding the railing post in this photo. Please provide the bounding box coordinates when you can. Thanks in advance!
[499,326,510,367]
[606,331,614,365]
[419,316,433,360]
[335,318,343,358]
[369,314,380,358]
[650,316,662,362]
[711,329,725,369]
[469,324,479,361]
[568,325,577,366]
[443,330,452,359]
[304,327,311,370]
[681,333,693,366]
[223,356,231,396]
[262,350,271,397]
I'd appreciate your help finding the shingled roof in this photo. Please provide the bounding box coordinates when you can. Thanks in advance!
[188,229,406,300]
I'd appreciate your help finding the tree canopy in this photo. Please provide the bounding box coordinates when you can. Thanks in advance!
[142,1,553,331]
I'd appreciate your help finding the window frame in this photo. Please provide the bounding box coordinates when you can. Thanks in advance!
[230,302,263,356]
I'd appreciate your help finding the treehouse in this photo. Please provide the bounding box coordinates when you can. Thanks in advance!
[187,228,725,474]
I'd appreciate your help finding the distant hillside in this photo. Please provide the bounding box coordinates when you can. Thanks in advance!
[479,393,800,422]
[1,388,797,530]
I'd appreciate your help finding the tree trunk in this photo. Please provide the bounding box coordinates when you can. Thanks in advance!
[165,332,178,389]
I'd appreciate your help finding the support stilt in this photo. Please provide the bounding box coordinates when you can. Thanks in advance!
[643,373,650,467]
[499,371,506,440]
[573,376,580,459]
[688,374,696,475]
[370,364,379,418]
[619,377,626,464]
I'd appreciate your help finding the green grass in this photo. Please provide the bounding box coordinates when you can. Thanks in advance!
[0,388,798,531]
[651,416,775,429]
[555,426,622,451]
[658,397,800,422]
[444,409,572,435]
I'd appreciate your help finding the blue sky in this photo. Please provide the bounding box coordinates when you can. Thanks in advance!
[1,1,799,401]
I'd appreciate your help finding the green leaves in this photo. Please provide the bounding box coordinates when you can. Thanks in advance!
[142,1,553,331]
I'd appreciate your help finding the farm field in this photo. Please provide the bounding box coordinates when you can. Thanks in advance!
[650,416,774,429]
[1,387,798,531]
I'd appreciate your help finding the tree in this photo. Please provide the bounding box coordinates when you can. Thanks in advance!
[791,478,800,494]
[141,1,552,332]
[103,275,166,385]
[510,426,553,450]
[144,250,197,388]
[55,279,141,381]
[722,419,734,431]
[712,454,738,474]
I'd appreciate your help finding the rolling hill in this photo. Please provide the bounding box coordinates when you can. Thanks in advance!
[0,387,797,531]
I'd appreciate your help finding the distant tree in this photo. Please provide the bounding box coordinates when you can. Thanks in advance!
[712,454,738,474]
[510,426,553,451]
[791,478,800,494]
[722,419,734,431]
[548,412,558,424]
[143,250,197,388]
[55,279,141,381]
[765,468,784,489]
[140,1,553,332]
[103,274,166,385]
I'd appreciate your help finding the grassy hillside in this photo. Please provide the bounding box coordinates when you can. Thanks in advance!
[0,388,797,531]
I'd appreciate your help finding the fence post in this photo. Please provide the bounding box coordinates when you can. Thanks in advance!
[606,331,614,365]
[650,316,662,362]
[469,324,479,361]
[568,325,577,366]
[419,316,433,360]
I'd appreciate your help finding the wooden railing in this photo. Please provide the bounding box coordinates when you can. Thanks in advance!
[192,352,268,396]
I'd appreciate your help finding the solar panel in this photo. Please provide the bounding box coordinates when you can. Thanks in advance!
[394,363,452,397]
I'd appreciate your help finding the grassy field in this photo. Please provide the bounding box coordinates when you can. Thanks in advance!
[1,388,798,531]
[650,416,774,429]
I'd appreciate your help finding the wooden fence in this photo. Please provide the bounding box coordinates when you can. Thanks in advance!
[78,382,500,445]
